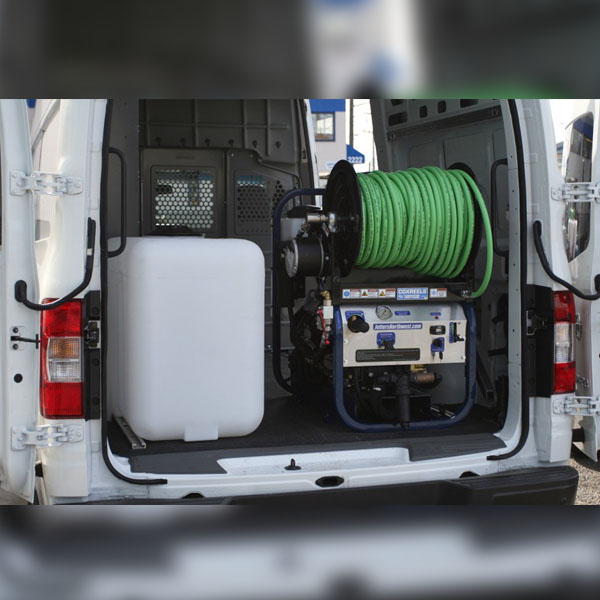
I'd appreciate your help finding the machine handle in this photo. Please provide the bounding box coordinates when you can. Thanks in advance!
[490,158,508,258]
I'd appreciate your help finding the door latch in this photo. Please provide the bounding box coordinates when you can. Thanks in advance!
[10,327,40,350]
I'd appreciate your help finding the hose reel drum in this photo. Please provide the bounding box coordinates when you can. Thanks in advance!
[282,160,492,299]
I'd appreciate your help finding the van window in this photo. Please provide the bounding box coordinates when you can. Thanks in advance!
[562,112,593,261]
[313,112,335,141]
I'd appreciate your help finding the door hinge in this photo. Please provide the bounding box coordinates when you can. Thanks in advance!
[11,424,84,450]
[553,396,600,417]
[551,182,600,203]
[10,170,83,196]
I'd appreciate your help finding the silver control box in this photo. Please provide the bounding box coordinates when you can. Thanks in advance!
[342,303,467,368]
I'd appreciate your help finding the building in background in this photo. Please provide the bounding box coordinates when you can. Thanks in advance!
[310,99,365,183]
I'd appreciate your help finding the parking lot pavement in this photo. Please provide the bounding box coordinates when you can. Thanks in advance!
[0,488,27,505]
[570,447,600,505]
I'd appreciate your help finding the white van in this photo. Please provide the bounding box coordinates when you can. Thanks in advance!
[0,98,597,504]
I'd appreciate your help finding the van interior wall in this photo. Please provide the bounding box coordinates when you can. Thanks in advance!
[105,99,311,238]
[371,99,510,416]
[104,99,510,459]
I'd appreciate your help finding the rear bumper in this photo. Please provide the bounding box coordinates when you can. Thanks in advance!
[82,465,578,505]
[227,465,578,505]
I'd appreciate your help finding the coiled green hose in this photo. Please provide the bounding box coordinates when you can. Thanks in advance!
[356,167,493,299]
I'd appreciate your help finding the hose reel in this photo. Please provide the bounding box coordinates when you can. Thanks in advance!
[284,160,493,299]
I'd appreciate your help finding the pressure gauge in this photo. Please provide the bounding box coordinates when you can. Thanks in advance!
[375,305,393,320]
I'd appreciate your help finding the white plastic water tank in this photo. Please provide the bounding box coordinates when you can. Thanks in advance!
[107,237,265,441]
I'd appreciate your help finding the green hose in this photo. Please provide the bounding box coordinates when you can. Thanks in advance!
[356,167,493,299]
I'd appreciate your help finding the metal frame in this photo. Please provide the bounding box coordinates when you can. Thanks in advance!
[333,303,477,432]
[271,185,478,431]
[271,187,325,393]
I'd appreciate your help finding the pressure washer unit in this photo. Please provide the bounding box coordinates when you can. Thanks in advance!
[272,160,493,432]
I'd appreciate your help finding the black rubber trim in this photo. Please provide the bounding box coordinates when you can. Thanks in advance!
[299,99,316,186]
[99,100,166,486]
[15,218,96,311]
[489,100,529,461]
[83,291,102,420]
[533,220,600,301]
[107,146,127,258]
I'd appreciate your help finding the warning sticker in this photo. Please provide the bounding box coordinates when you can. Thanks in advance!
[430,288,448,299]
[360,288,379,298]
[378,288,396,299]
[374,322,423,331]
[397,287,429,301]
[342,288,361,299]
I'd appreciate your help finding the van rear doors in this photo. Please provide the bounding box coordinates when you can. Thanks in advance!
[0,100,39,501]
[563,102,600,461]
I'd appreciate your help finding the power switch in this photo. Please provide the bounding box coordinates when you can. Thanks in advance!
[429,325,446,335]
[431,337,445,360]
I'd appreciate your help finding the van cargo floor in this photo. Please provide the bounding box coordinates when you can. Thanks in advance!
[108,370,504,475]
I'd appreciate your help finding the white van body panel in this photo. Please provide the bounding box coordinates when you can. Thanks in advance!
[514,100,577,463]
[567,99,600,460]
[0,99,39,501]
[303,99,320,190]
[34,99,108,499]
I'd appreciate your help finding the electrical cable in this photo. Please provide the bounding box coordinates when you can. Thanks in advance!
[356,166,494,298]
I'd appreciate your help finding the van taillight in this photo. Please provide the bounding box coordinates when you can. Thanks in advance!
[40,300,84,418]
[553,291,575,394]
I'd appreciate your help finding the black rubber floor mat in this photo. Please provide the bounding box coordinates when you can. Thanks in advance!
[127,433,505,474]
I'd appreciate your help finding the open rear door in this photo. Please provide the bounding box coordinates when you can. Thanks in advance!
[0,100,39,500]
[562,102,600,460]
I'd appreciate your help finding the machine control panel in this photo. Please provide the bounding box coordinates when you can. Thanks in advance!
[342,303,467,367]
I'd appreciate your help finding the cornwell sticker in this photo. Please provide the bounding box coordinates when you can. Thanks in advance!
[373,323,423,331]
